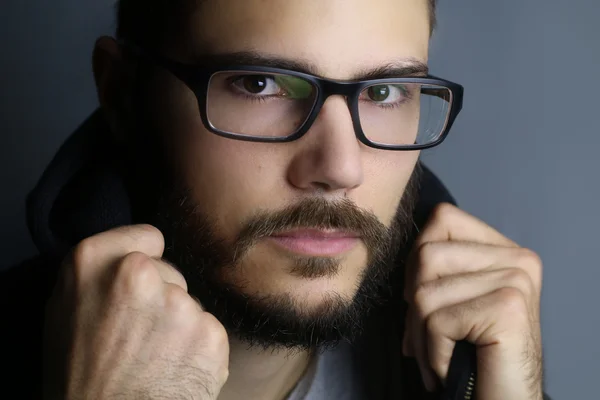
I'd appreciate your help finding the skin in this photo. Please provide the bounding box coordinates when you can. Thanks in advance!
[403,204,543,398]
[43,0,543,399]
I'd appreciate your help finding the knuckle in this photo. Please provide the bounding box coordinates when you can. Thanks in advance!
[412,284,433,317]
[415,242,444,282]
[129,224,165,243]
[502,267,533,293]
[68,238,103,287]
[71,237,100,269]
[417,241,443,266]
[160,259,188,290]
[115,252,161,295]
[164,285,196,315]
[516,247,543,269]
[495,287,528,318]
[430,202,456,222]
[425,308,444,333]
[516,247,543,285]
[201,313,229,347]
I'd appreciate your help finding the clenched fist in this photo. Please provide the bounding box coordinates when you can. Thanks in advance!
[43,225,230,400]
[403,204,544,399]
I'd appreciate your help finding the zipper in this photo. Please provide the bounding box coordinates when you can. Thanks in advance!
[462,371,476,400]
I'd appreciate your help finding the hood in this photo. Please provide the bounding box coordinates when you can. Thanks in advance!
[26,109,133,259]
[26,108,455,259]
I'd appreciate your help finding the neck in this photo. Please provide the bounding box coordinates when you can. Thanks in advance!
[218,338,313,400]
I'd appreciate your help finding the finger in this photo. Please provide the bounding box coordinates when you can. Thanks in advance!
[151,257,188,292]
[404,242,542,301]
[415,203,518,248]
[409,267,536,315]
[66,224,165,284]
[163,283,205,315]
[425,287,532,386]
[408,268,537,390]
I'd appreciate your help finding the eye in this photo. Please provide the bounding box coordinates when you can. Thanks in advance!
[233,75,281,96]
[363,84,409,104]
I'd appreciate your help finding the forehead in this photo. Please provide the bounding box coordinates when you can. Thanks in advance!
[176,0,431,80]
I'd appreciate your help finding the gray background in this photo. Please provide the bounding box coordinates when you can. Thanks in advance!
[1,0,598,397]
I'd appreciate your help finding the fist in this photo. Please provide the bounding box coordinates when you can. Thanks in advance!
[403,204,543,399]
[43,225,230,400]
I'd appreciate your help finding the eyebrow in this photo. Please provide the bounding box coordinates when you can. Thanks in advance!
[192,51,429,80]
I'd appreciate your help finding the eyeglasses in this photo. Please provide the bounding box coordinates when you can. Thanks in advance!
[123,42,464,151]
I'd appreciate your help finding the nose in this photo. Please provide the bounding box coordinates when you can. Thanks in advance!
[287,96,364,193]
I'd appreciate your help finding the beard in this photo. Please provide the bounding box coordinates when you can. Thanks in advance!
[143,167,421,352]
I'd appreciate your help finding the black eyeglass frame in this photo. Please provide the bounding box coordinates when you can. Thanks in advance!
[123,42,464,151]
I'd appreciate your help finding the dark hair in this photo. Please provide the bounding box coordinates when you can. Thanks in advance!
[116,0,438,48]
[429,0,438,32]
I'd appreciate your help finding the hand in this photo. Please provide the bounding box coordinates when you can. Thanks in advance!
[43,225,230,400]
[403,204,543,400]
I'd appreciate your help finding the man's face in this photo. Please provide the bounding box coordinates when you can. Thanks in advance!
[129,0,430,349]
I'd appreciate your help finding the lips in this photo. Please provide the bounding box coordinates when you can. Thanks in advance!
[268,229,360,256]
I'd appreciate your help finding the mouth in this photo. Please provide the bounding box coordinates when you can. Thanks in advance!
[268,229,361,257]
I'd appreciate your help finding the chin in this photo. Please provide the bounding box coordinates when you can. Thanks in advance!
[227,244,369,311]
[178,242,392,350]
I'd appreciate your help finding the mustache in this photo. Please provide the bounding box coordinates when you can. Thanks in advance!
[233,197,392,262]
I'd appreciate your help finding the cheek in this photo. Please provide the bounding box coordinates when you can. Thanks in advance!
[148,74,290,239]
[357,150,420,225]
[180,127,293,239]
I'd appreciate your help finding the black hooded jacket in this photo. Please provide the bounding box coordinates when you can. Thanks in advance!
[0,110,549,399]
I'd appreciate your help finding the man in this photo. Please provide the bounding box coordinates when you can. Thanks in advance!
[0,0,550,399]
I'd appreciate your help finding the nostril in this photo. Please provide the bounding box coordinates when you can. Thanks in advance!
[310,182,331,192]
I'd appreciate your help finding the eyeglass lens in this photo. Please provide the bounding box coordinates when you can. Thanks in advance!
[206,71,451,145]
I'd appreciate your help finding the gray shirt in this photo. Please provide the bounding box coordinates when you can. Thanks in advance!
[286,341,366,400]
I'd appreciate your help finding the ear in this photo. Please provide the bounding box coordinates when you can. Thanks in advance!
[92,36,134,143]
